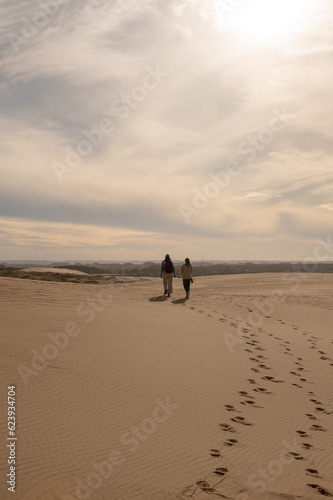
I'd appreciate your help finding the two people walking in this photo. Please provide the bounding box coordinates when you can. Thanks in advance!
[160,254,193,299]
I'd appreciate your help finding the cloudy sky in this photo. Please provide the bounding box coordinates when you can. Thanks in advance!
[1,0,333,261]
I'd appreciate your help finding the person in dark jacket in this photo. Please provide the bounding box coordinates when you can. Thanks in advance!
[160,254,176,297]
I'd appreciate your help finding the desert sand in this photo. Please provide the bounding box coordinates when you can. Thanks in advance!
[21,268,89,275]
[0,273,332,500]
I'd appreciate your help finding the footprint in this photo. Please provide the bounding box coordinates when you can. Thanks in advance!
[306,468,321,478]
[230,416,253,426]
[219,423,236,433]
[302,443,313,450]
[248,379,256,385]
[296,430,309,437]
[224,405,239,412]
[311,425,326,432]
[289,452,304,461]
[253,387,272,394]
[306,484,333,496]
[240,400,254,405]
[315,407,331,414]
[223,439,238,447]
[210,449,221,457]
[262,376,284,383]
[238,389,255,399]
[306,414,317,421]
[214,467,228,476]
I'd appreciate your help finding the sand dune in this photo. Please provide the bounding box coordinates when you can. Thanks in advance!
[21,267,89,275]
[0,273,332,499]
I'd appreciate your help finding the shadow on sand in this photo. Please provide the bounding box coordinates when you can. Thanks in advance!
[171,298,187,304]
[149,295,168,302]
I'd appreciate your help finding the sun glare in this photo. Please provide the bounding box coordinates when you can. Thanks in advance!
[216,0,319,44]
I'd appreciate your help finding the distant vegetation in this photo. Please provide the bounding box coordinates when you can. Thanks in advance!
[1,261,332,279]
[3,261,331,278]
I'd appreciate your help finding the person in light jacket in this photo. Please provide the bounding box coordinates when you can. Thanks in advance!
[160,254,176,297]
[181,258,193,299]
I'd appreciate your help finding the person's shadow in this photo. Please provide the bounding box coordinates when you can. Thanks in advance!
[149,295,168,302]
[171,298,187,304]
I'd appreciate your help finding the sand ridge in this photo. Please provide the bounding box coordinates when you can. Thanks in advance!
[21,267,89,275]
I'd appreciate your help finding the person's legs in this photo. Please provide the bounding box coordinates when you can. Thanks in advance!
[183,279,190,298]
[162,274,168,293]
[167,274,173,294]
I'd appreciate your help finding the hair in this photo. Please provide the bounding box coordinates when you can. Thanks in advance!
[185,257,191,265]
[165,254,171,262]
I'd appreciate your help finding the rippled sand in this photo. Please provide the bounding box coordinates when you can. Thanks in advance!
[0,273,332,499]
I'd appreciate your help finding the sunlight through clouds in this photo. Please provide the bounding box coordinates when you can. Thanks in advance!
[215,0,325,45]
[0,0,332,260]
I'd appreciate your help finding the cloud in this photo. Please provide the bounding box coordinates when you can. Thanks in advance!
[0,0,332,260]
[320,203,333,212]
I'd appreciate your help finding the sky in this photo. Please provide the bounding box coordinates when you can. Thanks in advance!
[1,0,333,262]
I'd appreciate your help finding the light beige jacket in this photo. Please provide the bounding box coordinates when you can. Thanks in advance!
[181,263,193,279]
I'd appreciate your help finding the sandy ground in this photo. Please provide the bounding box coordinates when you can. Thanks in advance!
[0,273,332,500]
